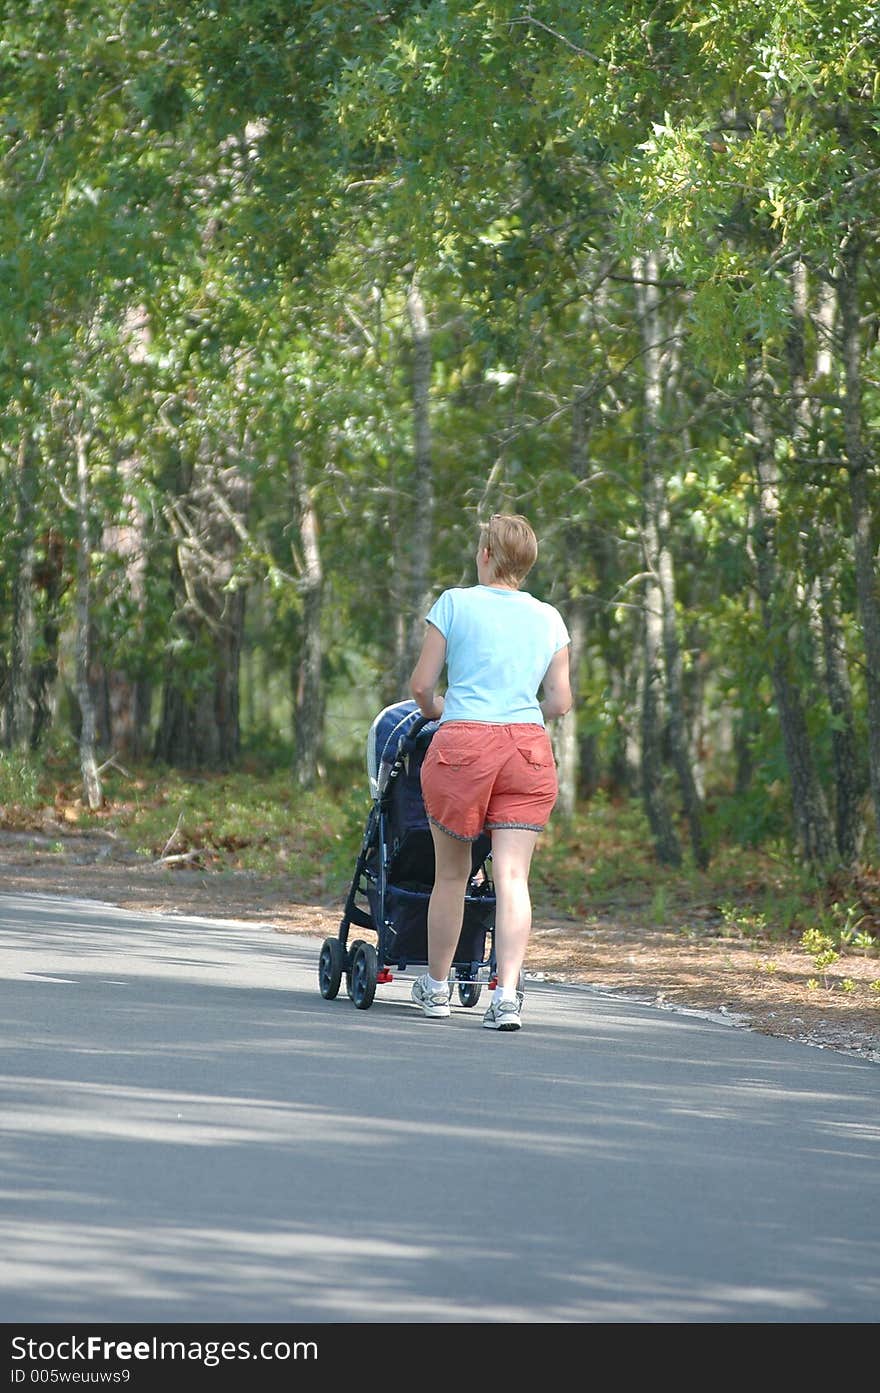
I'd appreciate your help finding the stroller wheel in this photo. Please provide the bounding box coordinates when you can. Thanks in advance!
[350,942,378,1010]
[318,938,345,1000]
[345,940,366,999]
[457,981,483,1008]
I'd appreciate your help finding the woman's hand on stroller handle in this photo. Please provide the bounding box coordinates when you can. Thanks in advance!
[400,713,435,754]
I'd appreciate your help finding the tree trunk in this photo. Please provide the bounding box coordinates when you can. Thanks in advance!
[94,457,153,759]
[594,529,638,797]
[555,602,584,818]
[817,566,862,862]
[154,454,250,769]
[394,275,435,696]
[656,450,709,858]
[639,583,681,865]
[734,704,759,796]
[97,308,155,759]
[789,262,862,862]
[29,527,65,749]
[636,290,681,858]
[290,451,324,789]
[747,351,834,866]
[74,431,103,810]
[838,235,880,849]
[634,252,689,867]
[6,432,37,751]
[607,659,639,796]
[555,387,590,818]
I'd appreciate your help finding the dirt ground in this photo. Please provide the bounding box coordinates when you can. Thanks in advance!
[2,825,878,1064]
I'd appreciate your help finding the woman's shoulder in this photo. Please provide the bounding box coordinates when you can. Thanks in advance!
[521,591,569,629]
[518,589,560,612]
[427,585,473,618]
[433,585,473,604]
[440,585,482,603]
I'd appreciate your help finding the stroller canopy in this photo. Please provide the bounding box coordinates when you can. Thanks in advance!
[366,699,438,799]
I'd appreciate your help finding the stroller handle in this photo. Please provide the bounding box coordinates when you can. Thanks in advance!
[399,712,435,754]
[379,711,435,801]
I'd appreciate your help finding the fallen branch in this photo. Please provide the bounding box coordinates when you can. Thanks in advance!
[153,848,205,868]
[158,812,185,862]
[98,753,134,779]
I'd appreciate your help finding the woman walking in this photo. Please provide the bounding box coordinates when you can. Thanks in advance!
[409,514,572,1031]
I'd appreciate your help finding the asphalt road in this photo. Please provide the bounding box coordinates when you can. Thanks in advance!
[0,890,878,1327]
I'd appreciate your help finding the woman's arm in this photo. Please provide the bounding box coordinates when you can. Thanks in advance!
[539,644,572,721]
[409,623,447,720]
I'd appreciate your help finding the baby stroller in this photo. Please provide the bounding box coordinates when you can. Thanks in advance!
[318,698,509,1011]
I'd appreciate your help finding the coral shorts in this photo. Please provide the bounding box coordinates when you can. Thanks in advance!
[420,720,558,842]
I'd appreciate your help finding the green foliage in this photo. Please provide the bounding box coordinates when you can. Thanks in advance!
[718,900,769,939]
[0,753,42,809]
[650,884,669,926]
[800,927,840,985]
[1,0,879,873]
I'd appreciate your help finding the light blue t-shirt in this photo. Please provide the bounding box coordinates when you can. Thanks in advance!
[425,585,570,726]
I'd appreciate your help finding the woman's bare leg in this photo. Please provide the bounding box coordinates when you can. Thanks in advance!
[427,824,473,981]
[489,827,539,992]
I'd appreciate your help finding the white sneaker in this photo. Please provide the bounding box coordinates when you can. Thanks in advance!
[411,974,451,1019]
[482,997,521,1031]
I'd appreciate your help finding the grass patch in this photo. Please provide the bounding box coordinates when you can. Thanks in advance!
[2,756,879,959]
[0,751,44,811]
[103,767,367,895]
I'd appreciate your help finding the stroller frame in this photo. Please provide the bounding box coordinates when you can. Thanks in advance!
[318,700,502,1011]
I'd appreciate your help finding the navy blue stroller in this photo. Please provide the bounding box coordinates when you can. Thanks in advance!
[318,699,502,1010]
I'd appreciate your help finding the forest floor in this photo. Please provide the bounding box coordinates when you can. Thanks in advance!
[2,822,878,1065]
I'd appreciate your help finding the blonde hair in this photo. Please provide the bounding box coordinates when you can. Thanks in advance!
[478,513,538,587]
